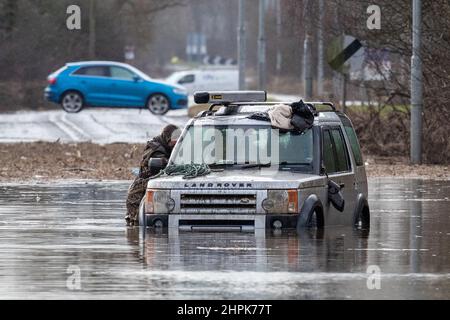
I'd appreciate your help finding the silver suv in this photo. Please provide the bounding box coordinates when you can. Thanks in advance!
[138,91,370,231]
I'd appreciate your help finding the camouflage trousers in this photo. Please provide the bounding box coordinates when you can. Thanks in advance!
[125,176,149,226]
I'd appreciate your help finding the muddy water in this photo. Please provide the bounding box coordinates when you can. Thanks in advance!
[0,178,448,299]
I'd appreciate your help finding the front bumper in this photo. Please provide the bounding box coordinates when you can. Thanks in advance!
[143,214,298,231]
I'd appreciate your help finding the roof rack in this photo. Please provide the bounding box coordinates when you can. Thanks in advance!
[207,101,336,112]
[196,102,337,118]
[305,102,336,112]
[194,91,267,105]
[192,91,336,117]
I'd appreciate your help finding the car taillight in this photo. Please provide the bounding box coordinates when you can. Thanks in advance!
[48,77,57,85]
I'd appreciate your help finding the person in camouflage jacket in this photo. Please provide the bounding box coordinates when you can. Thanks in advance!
[125,124,180,226]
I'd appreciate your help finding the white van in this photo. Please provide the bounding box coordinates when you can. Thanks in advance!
[165,68,238,94]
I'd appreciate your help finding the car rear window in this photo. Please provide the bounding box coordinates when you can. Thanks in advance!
[73,66,109,77]
[50,66,68,77]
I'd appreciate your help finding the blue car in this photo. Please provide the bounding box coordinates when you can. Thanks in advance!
[45,61,188,115]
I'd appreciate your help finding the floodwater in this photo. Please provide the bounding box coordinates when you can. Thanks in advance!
[0,178,448,299]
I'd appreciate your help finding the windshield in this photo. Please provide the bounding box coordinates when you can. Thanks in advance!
[171,125,314,172]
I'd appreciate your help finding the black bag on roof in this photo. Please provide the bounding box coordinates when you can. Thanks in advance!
[290,100,315,133]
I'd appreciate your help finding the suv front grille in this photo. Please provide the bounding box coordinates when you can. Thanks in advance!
[179,191,257,214]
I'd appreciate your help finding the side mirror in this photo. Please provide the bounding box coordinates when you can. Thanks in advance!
[133,75,141,82]
[328,180,345,212]
[148,158,167,176]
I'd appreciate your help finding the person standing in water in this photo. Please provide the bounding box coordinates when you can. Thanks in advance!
[125,124,180,226]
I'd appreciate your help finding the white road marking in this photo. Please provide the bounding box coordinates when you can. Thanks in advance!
[48,113,80,141]
[60,113,89,141]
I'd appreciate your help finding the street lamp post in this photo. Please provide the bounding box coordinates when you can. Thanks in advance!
[238,0,247,90]
[411,0,423,164]
[317,0,324,97]
[258,0,266,91]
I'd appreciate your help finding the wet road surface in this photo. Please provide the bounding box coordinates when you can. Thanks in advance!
[0,178,448,299]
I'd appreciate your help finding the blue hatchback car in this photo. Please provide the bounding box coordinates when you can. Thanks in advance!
[45,61,188,115]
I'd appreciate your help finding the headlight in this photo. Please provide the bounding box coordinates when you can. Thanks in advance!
[262,190,298,214]
[173,88,187,95]
[144,189,174,214]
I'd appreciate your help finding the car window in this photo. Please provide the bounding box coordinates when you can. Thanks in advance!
[279,131,313,165]
[330,128,351,172]
[110,66,135,80]
[73,66,109,77]
[178,74,195,84]
[322,130,337,173]
[339,116,364,166]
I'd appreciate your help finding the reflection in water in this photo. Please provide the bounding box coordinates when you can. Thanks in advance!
[0,178,448,299]
[410,179,423,274]
[141,228,370,274]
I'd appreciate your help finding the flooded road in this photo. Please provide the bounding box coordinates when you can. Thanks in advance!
[0,178,448,299]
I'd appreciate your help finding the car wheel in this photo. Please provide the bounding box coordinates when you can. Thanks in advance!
[308,210,318,228]
[61,91,84,113]
[355,206,370,229]
[147,93,170,115]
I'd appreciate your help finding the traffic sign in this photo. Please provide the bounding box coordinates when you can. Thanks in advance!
[327,35,363,74]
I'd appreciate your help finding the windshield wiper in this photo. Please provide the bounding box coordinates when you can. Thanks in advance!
[208,162,233,168]
[240,163,272,169]
[279,162,311,166]
[241,162,311,169]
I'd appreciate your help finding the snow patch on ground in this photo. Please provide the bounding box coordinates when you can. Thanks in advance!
[0,108,189,144]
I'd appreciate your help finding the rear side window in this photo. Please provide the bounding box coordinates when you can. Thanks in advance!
[73,66,109,77]
[330,129,350,172]
[340,116,363,166]
[322,130,337,173]
[322,128,351,174]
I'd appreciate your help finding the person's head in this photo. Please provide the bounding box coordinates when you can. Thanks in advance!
[160,124,180,149]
